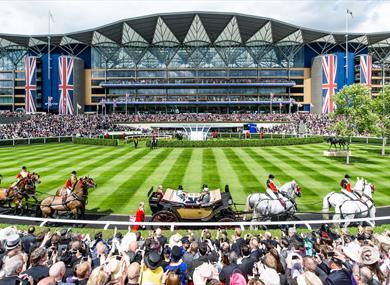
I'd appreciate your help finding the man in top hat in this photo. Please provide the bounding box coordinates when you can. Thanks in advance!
[340,174,359,200]
[198,185,211,205]
[141,251,163,285]
[266,174,286,208]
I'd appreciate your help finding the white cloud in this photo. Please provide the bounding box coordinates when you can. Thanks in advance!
[0,0,388,35]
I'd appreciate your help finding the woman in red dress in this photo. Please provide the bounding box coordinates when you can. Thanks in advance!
[132,202,145,231]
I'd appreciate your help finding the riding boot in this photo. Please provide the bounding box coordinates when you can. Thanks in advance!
[279,198,287,209]
[62,195,67,205]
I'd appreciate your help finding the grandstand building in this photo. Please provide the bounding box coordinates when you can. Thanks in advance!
[0,12,388,114]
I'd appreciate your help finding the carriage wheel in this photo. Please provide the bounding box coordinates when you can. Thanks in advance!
[151,210,179,229]
[216,216,236,229]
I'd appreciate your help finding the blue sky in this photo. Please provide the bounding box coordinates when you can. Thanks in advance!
[0,0,388,35]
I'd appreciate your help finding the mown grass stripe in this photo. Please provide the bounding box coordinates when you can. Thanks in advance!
[162,149,193,189]
[97,149,173,212]
[182,148,203,191]
[213,148,244,205]
[124,149,184,213]
[39,147,135,196]
[202,148,221,189]
[0,144,86,165]
[222,148,260,195]
[0,145,104,180]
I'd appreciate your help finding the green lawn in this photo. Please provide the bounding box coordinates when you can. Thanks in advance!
[0,142,389,215]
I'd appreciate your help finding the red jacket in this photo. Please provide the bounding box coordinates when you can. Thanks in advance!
[341,178,352,192]
[132,208,145,231]
[267,179,278,192]
[16,171,30,179]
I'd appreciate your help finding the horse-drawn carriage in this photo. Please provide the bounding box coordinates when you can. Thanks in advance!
[148,185,239,223]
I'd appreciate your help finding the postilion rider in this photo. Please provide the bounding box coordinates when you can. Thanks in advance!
[266,174,286,208]
[11,166,31,188]
[61,171,78,203]
[340,174,359,200]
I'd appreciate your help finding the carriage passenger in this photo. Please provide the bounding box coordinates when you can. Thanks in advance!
[198,185,211,205]
[176,185,187,203]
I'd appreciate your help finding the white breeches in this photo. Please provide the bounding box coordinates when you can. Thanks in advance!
[266,188,278,199]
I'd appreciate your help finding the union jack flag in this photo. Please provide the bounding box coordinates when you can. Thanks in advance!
[58,56,74,115]
[322,54,338,114]
[360,55,372,89]
[24,57,37,113]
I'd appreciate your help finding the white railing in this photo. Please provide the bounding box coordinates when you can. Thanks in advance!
[0,136,73,146]
[0,214,388,231]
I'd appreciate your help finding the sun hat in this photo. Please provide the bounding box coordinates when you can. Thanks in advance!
[5,234,21,251]
[297,271,323,285]
[193,263,219,285]
[230,272,246,285]
[374,234,390,246]
[343,242,361,262]
[169,233,183,247]
[145,251,161,270]
[359,246,380,265]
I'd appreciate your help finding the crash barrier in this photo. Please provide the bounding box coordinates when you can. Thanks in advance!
[0,214,388,232]
[0,136,73,146]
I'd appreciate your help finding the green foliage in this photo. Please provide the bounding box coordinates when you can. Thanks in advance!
[331,84,378,137]
[73,137,119,146]
[146,137,324,148]
[372,86,390,137]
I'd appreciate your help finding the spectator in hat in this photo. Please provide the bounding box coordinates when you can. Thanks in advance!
[164,246,187,285]
[140,251,163,285]
[3,234,23,265]
[23,247,49,284]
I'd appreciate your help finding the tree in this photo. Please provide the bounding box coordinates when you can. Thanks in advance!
[372,86,390,156]
[330,84,378,164]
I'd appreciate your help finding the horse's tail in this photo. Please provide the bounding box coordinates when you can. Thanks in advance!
[322,194,331,220]
[244,195,253,221]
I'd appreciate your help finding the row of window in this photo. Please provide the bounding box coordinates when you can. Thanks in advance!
[91,69,305,78]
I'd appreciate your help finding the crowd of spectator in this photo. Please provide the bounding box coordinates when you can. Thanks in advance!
[0,112,331,139]
[0,225,388,285]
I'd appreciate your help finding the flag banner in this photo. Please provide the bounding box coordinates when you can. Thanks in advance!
[321,54,338,114]
[360,54,372,89]
[58,56,74,115]
[24,56,38,113]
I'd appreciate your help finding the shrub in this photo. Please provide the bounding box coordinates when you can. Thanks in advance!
[146,136,324,148]
[72,137,119,146]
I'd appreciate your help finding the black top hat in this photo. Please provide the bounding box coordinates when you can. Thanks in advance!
[268,174,275,179]
[345,174,350,179]
[71,171,77,175]
[145,251,161,270]
[22,166,27,170]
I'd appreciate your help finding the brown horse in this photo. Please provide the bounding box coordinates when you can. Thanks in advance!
[0,175,40,213]
[39,177,96,219]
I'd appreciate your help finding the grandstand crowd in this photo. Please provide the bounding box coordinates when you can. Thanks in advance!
[0,225,388,285]
[0,113,331,139]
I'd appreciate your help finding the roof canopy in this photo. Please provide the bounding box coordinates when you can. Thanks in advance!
[0,12,389,48]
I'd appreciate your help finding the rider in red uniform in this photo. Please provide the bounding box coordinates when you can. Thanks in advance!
[16,166,31,181]
[266,174,286,208]
[62,171,77,203]
[340,174,358,199]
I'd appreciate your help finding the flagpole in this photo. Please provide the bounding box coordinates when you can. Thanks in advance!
[345,10,348,85]
[48,10,51,81]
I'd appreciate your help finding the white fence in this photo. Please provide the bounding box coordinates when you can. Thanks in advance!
[0,214,389,231]
[0,136,73,146]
